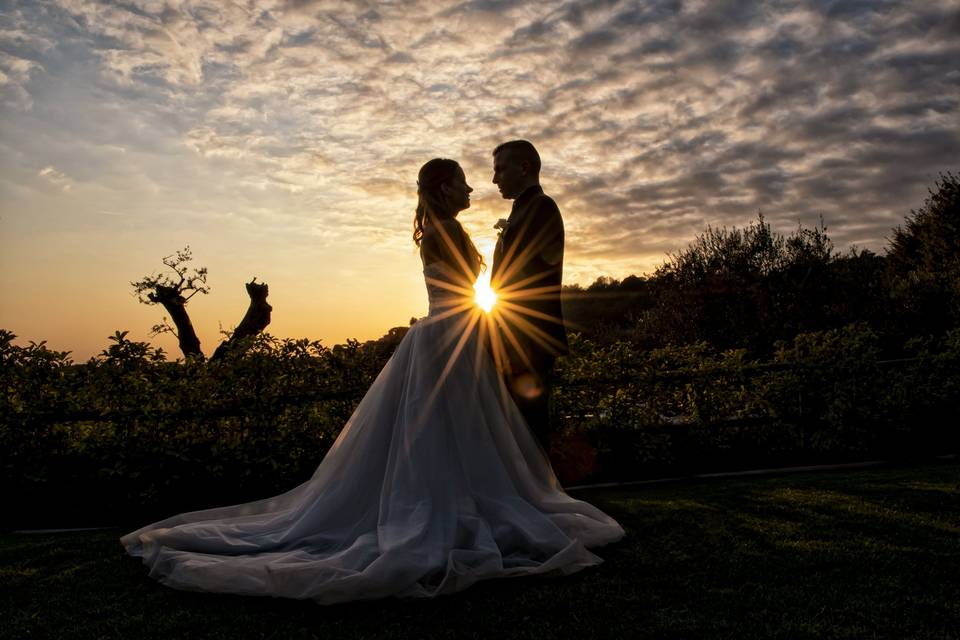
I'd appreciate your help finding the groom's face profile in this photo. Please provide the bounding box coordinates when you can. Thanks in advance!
[492,149,528,200]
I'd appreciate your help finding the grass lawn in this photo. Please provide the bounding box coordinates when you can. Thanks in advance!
[2,461,958,640]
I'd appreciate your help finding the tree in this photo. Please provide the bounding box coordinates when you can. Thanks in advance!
[651,214,786,352]
[648,214,862,354]
[887,171,960,333]
[131,247,272,360]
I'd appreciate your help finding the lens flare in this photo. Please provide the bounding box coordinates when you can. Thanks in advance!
[418,221,570,417]
[474,275,497,313]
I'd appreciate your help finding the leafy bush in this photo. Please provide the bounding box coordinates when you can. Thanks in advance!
[553,325,959,484]
[3,321,957,528]
[1,329,384,528]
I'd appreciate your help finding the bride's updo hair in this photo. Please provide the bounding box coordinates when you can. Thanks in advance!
[413,158,483,278]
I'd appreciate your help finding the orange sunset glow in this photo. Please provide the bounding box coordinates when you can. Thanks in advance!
[2,1,956,359]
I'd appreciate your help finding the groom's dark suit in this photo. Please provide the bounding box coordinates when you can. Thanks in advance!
[491,184,568,447]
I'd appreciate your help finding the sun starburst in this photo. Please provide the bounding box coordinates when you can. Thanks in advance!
[416,219,572,417]
[473,271,498,313]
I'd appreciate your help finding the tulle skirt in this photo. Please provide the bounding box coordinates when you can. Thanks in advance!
[121,310,624,604]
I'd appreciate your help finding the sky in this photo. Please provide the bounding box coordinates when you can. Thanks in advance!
[1,0,958,361]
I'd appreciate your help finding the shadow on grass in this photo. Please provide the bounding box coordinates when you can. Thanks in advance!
[1,462,958,640]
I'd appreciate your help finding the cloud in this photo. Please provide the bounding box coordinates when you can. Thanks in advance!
[1,0,958,283]
[38,165,72,190]
[0,55,39,110]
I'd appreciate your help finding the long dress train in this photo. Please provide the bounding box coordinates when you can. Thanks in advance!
[121,264,624,604]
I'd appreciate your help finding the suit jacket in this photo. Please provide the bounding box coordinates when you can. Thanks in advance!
[490,185,569,374]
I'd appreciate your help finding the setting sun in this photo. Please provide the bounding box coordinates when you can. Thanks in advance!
[474,274,498,313]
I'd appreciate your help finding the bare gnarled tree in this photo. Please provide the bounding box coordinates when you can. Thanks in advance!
[131,246,272,360]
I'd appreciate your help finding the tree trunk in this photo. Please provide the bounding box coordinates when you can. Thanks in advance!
[212,279,273,361]
[149,285,204,360]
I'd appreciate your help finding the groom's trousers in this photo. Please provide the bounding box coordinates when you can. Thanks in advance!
[505,357,555,451]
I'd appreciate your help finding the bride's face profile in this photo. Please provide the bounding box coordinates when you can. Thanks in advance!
[442,167,473,215]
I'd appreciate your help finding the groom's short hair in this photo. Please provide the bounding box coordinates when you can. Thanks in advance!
[493,140,541,174]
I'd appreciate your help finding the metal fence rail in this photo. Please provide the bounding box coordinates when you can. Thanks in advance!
[8,357,928,426]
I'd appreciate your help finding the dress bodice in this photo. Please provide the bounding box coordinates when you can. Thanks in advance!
[424,262,465,317]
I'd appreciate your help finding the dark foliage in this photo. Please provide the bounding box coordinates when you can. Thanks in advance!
[2,323,957,528]
[564,217,894,356]
[551,326,959,484]
[1,330,381,528]
[564,171,959,357]
[887,171,960,334]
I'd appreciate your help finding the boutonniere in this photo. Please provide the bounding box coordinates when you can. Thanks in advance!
[494,218,510,237]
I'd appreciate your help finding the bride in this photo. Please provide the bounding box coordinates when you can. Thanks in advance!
[121,158,624,605]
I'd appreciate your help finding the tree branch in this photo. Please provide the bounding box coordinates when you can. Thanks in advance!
[211,278,272,361]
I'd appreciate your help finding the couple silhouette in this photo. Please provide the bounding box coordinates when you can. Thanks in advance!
[121,140,623,605]
[416,140,567,449]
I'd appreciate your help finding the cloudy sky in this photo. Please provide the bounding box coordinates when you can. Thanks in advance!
[1,0,958,360]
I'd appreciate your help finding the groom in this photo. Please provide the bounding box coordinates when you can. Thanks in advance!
[490,140,569,449]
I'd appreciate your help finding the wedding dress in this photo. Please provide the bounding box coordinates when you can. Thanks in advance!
[121,263,624,604]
